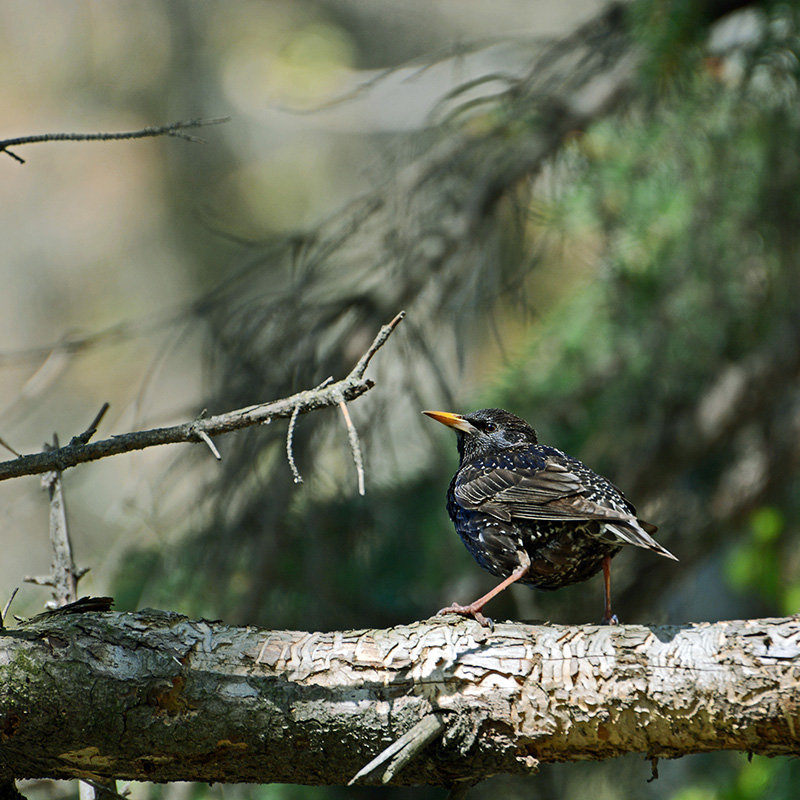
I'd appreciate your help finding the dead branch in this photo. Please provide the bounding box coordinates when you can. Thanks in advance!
[285,404,303,484]
[31,423,107,797]
[0,118,229,164]
[36,434,80,607]
[22,406,112,601]
[70,404,111,447]
[2,610,799,786]
[337,398,366,496]
[0,589,18,629]
[0,312,404,483]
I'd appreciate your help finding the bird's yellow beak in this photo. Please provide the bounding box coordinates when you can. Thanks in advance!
[422,410,477,434]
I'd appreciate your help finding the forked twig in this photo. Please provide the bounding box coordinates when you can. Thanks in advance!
[70,402,110,446]
[349,712,445,785]
[0,312,405,482]
[39,434,80,607]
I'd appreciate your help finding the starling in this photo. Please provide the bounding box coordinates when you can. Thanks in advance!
[423,408,677,625]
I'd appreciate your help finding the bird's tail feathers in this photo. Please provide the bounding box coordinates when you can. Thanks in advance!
[604,522,678,561]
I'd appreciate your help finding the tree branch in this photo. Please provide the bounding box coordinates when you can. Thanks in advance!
[2,609,799,786]
[0,118,229,163]
[37,434,79,607]
[0,312,404,483]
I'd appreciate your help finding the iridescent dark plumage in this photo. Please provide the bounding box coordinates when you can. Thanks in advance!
[423,408,677,625]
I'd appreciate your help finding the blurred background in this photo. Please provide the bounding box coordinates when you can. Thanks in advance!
[2,1,799,799]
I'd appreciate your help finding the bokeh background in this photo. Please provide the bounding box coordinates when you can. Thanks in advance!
[2,1,799,799]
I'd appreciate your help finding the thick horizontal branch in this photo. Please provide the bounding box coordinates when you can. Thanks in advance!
[1,609,799,787]
[0,312,404,482]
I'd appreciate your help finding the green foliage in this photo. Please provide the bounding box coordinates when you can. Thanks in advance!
[725,507,783,597]
[725,504,800,616]
[499,55,800,449]
[671,755,800,800]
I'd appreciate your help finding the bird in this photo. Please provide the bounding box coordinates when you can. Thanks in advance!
[423,408,677,626]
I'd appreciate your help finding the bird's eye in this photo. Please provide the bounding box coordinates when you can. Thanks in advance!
[484,422,497,433]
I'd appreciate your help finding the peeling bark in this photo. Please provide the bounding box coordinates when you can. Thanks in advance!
[1,610,799,786]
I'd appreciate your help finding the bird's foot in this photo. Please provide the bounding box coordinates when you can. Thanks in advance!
[601,613,619,626]
[437,602,494,630]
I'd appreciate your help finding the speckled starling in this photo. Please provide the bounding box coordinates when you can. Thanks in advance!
[423,408,677,625]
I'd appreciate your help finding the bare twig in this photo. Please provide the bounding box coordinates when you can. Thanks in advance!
[23,575,54,587]
[0,312,405,482]
[349,712,445,785]
[337,399,365,496]
[197,430,222,461]
[381,713,447,782]
[285,405,303,484]
[0,434,21,458]
[0,118,230,163]
[70,402,110,446]
[0,588,18,628]
[351,311,405,380]
[40,434,80,607]
[24,567,89,587]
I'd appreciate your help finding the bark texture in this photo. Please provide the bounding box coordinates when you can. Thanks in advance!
[1,609,799,786]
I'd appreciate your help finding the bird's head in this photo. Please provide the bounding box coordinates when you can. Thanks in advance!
[423,408,538,461]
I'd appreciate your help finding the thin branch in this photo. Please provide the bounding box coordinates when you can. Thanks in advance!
[349,713,446,785]
[23,576,53,587]
[337,399,365,496]
[197,430,222,461]
[0,312,405,482]
[0,588,18,629]
[285,405,303,484]
[0,435,21,458]
[69,403,110,447]
[350,310,405,380]
[24,567,89,587]
[0,118,230,163]
[40,434,79,607]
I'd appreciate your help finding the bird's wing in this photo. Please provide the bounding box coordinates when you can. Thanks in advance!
[454,456,588,519]
[454,453,677,560]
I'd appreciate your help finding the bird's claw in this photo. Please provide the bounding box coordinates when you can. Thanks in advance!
[437,603,494,630]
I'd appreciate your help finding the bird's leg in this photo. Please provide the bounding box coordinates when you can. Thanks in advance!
[601,554,618,625]
[438,551,532,628]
